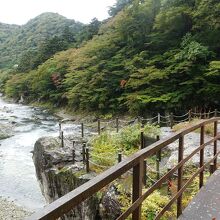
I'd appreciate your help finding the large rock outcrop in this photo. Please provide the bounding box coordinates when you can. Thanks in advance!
[33,134,122,220]
[33,136,99,219]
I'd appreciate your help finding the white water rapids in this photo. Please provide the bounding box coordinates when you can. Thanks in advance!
[0,97,58,211]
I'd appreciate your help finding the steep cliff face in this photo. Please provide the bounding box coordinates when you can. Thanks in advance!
[32,136,99,219]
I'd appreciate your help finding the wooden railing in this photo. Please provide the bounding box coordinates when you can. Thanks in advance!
[27,117,220,220]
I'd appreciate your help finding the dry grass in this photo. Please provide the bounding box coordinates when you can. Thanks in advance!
[172,119,215,136]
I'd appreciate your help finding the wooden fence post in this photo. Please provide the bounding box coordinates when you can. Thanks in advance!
[141,131,146,186]
[156,136,161,180]
[72,149,75,164]
[156,135,161,161]
[214,109,218,117]
[167,168,172,195]
[158,113,161,125]
[199,125,205,188]
[118,153,122,163]
[143,160,147,186]
[209,163,215,175]
[132,160,143,220]
[170,113,174,129]
[61,131,64,148]
[200,112,202,119]
[86,148,90,173]
[214,121,218,171]
[207,111,210,119]
[81,123,84,138]
[82,143,86,163]
[98,119,101,135]
[156,158,160,180]
[116,117,119,133]
[177,135,184,218]
[141,131,145,149]
[188,110,192,122]
[59,123,62,137]
[141,117,144,128]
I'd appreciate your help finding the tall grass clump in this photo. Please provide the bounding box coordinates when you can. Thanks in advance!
[89,123,160,172]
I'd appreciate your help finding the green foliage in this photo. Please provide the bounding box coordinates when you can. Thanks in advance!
[1,0,220,115]
[175,34,212,62]
[108,0,132,16]
[118,188,175,220]
[0,12,83,69]
[141,191,174,219]
[199,61,220,106]
[89,123,160,171]
[75,18,101,43]
[0,69,14,92]
[192,0,220,52]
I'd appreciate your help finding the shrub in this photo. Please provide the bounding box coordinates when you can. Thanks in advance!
[89,123,160,172]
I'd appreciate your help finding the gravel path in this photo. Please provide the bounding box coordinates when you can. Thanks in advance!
[161,127,220,167]
[0,197,31,220]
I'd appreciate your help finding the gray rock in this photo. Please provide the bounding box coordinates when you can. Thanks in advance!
[33,136,99,220]
[0,197,31,220]
[32,134,125,220]
[99,186,121,219]
[0,123,14,140]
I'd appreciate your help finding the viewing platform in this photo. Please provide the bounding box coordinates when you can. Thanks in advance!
[27,117,220,220]
[179,169,220,220]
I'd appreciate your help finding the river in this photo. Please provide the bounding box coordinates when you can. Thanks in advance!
[0,97,59,211]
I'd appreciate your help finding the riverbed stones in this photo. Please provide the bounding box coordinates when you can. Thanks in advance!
[0,197,31,220]
[0,123,13,140]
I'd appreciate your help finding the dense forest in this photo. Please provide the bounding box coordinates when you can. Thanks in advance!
[0,0,220,116]
[0,12,84,69]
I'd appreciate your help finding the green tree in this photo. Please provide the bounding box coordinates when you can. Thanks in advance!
[108,0,132,16]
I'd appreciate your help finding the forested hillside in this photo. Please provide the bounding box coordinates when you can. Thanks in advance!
[1,0,220,116]
[0,12,83,69]
[0,23,19,44]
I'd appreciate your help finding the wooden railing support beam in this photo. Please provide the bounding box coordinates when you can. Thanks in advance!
[199,125,205,188]
[177,135,184,217]
[214,121,218,171]
[132,160,143,220]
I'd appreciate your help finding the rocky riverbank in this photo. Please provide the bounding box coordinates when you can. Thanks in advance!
[33,135,100,219]
[0,197,31,220]
[32,133,123,219]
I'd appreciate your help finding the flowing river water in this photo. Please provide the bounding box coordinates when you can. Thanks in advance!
[0,96,59,211]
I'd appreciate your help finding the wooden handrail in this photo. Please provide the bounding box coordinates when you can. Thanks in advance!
[27,118,220,220]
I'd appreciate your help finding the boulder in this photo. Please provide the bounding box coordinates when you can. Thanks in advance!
[0,123,14,140]
[33,136,99,219]
[33,135,123,219]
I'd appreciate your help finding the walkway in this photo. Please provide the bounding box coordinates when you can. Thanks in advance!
[179,170,220,220]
